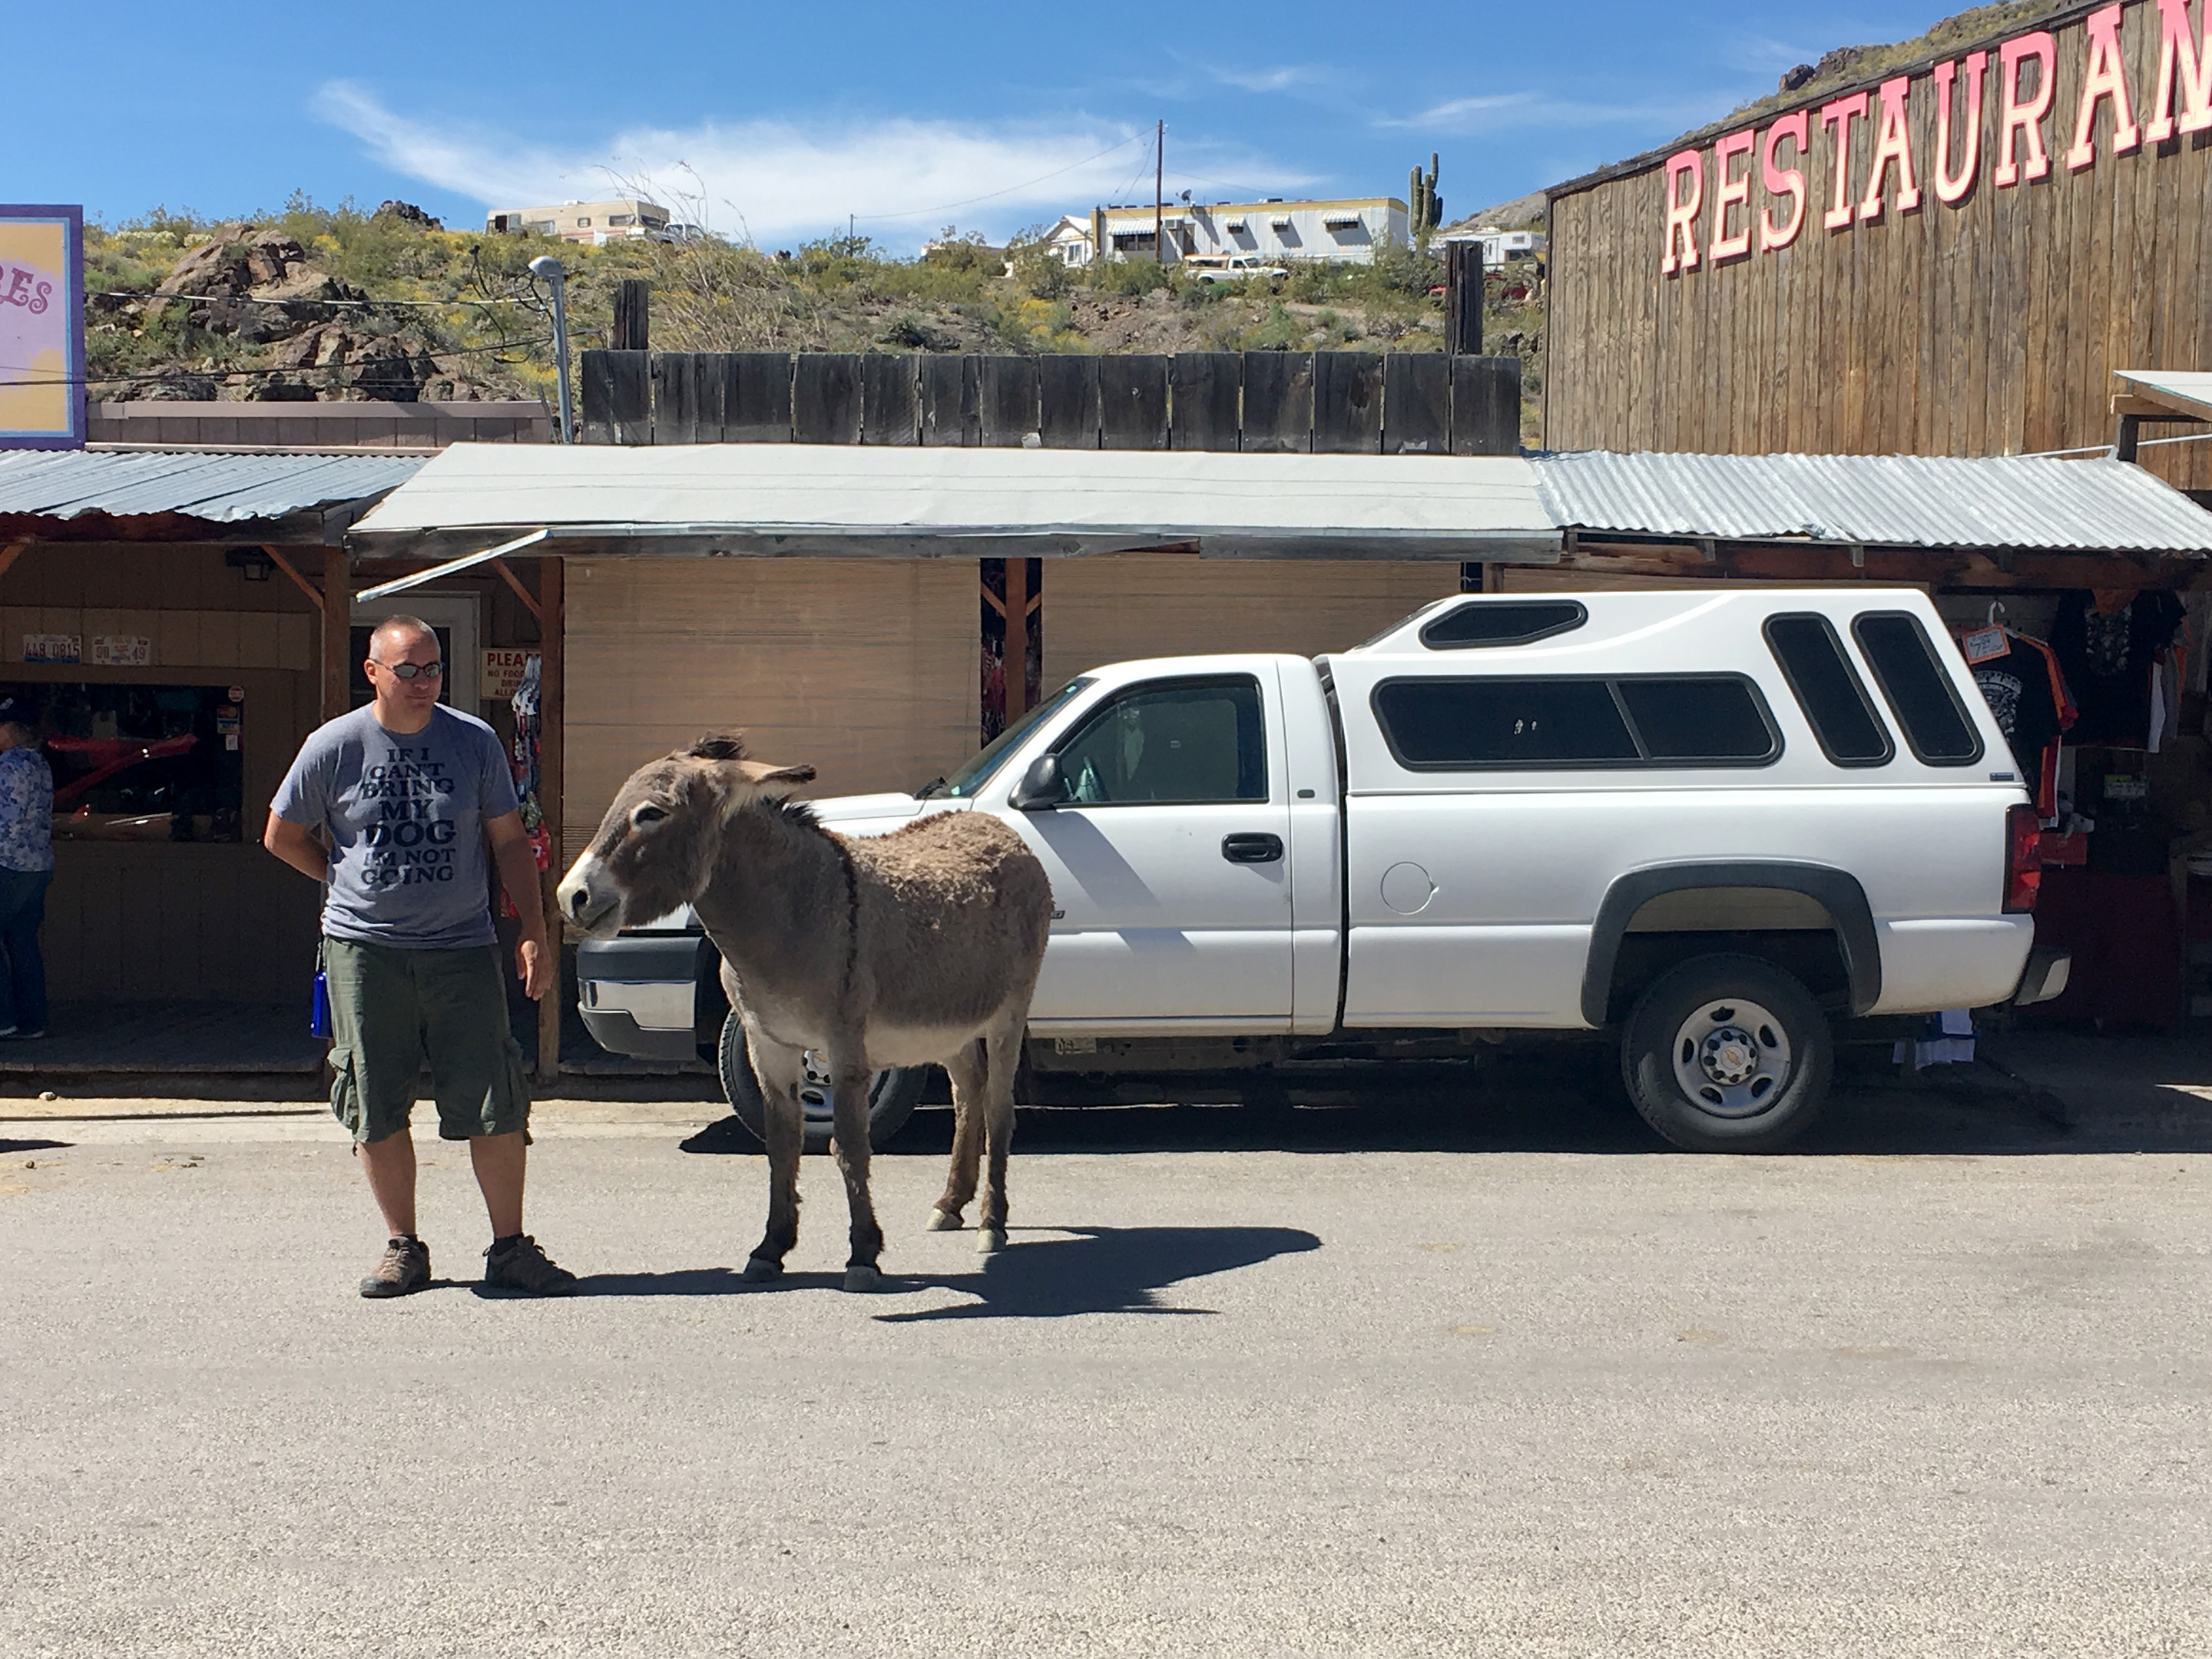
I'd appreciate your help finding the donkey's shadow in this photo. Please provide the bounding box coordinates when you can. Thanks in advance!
[578,1225,1320,1320]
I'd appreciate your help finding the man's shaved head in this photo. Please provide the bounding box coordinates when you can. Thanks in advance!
[368,615,439,661]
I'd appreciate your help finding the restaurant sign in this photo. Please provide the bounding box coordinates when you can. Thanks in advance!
[1659,0,2209,274]
[0,205,84,449]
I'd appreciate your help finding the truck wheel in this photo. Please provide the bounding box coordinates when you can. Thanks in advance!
[1621,955,1833,1153]
[717,1011,926,1155]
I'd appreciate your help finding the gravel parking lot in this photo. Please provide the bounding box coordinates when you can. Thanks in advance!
[4,1038,2208,1657]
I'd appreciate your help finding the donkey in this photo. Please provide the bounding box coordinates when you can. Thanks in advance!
[556,734,1053,1291]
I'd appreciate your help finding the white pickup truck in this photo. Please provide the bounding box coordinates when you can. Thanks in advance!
[578,588,2065,1152]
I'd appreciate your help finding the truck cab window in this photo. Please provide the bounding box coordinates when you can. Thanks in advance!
[1052,677,1267,805]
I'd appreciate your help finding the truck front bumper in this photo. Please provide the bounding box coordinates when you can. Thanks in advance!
[576,930,717,1062]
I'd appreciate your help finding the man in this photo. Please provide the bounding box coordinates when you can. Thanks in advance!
[0,694,54,1041]
[264,616,575,1299]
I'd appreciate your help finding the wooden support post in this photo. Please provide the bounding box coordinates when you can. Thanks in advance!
[0,540,28,584]
[320,546,351,722]
[1003,555,1030,721]
[260,544,324,612]
[489,556,544,623]
[536,556,565,1085]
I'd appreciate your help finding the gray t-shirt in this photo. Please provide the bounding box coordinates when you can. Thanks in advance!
[273,704,519,949]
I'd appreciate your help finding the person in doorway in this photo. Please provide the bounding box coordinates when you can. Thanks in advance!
[0,695,54,1041]
[263,615,574,1299]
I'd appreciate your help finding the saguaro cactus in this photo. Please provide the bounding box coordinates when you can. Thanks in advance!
[1409,154,1443,239]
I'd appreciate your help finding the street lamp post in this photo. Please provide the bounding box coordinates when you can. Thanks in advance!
[529,254,575,443]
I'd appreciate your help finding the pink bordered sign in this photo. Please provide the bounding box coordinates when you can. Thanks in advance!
[0,205,84,450]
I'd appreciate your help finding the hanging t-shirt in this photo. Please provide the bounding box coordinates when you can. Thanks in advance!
[1970,633,2067,775]
[2050,590,2186,746]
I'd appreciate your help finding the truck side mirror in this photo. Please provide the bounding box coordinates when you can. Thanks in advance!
[1010,753,1064,810]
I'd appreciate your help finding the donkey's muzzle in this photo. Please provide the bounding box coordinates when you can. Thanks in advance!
[554,856,621,937]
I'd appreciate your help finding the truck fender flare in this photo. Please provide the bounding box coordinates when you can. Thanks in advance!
[1580,861,1883,1027]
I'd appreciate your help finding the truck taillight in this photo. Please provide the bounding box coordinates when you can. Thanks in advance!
[2004,803,2042,913]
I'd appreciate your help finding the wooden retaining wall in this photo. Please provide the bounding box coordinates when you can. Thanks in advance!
[580,350,1522,454]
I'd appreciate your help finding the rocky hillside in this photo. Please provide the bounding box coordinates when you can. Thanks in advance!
[1698,1,2070,147]
[84,200,1549,441]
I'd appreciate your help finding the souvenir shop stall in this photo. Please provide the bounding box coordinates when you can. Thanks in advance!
[1937,587,2211,1031]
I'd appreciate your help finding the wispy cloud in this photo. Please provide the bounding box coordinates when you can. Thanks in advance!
[314,81,1307,245]
[1381,89,1750,135]
[1723,35,1821,74]
[1210,64,1325,94]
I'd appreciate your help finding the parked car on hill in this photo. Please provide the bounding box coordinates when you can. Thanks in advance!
[1184,253,1290,283]
[578,588,2066,1153]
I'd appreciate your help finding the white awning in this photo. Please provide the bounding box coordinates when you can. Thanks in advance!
[346,442,1561,563]
[2114,369,2212,423]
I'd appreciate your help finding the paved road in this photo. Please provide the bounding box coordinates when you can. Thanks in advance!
[4,1042,2209,1657]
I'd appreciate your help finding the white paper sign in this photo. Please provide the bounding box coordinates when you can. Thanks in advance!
[1960,625,2007,664]
[90,634,151,666]
[482,648,532,700]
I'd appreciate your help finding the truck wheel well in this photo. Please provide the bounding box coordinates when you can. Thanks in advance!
[1581,865,1882,1026]
[1604,929,1851,1025]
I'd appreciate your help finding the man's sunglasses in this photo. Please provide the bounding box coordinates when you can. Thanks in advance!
[375,659,445,680]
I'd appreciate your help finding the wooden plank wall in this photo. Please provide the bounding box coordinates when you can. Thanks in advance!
[1045,555,1463,688]
[1546,0,2212,490]
[561,559,976,868]
[581,350,1524,455]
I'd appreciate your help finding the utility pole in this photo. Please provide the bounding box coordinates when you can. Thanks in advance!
[1154,119,1164,264]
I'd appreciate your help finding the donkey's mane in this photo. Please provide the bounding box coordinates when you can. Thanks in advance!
[688,732,747,761]
[771,797,822,831]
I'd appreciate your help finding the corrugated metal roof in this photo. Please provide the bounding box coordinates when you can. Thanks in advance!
[349,442,1560,560]
[0,448,426,524]
[1533,450,2212,555]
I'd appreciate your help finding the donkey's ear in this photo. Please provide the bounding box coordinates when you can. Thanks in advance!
[687,732,748,762]
[733,759,816,796]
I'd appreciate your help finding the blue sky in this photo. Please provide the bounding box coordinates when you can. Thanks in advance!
[20,1,1952,250]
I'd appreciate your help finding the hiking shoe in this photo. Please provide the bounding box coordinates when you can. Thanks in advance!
[482,1233,577,1297]
[359,1236,431,1299]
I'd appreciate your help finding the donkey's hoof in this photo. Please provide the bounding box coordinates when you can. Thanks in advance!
[975,1226,1008,1256]
[925,1207,962,1232]
[843,1263,886,1293]
[740,1257,783,1283]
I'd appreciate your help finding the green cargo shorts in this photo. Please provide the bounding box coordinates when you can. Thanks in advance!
[323,937,531,1145]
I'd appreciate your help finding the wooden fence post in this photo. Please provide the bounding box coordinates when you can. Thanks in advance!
[1445,240,1484,356]
[611,280,650,352]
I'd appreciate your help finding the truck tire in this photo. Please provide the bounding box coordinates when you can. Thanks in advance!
[1621,954,1833,1153]
[717,1011,926,1155]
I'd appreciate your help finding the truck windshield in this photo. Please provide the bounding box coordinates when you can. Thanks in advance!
[919,678,1095,799]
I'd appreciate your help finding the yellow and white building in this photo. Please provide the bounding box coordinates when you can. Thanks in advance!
[1086,197,1409,266]
[485,199,672,245]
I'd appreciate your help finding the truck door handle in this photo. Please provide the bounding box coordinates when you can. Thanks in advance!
[1221,833,1284,864]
